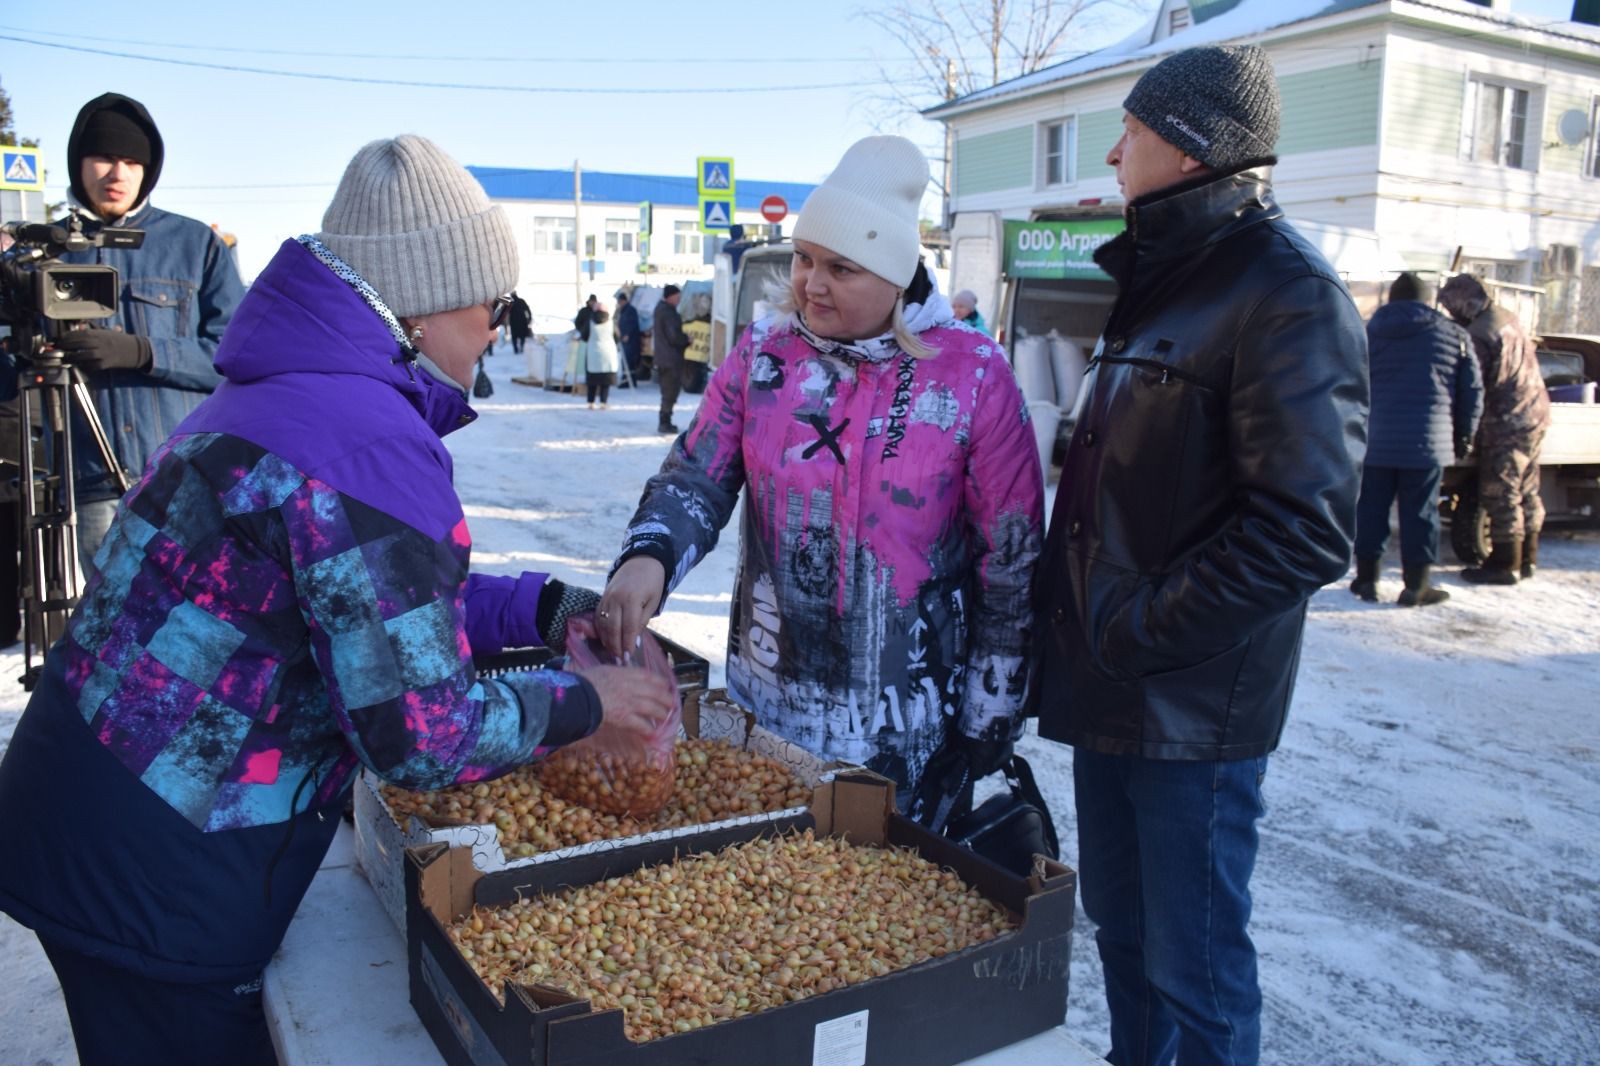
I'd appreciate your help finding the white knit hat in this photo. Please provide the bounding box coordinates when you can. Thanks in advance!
[792,135,929,288]
[316,135,518,319]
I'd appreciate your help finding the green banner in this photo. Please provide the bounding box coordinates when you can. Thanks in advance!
[1002,219,1124,280]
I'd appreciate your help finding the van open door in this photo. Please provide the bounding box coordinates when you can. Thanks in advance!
[950,212,1003,340]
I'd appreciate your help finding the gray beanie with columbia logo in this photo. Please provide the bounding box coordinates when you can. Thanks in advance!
[1123,44,1280,171]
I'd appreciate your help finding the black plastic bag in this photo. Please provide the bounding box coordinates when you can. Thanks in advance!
[472,359,494,399]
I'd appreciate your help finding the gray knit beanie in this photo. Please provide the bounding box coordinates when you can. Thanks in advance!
[316,135,518,319]
[1124,45,1280,171]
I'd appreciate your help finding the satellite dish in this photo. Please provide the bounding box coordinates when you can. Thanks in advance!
[1557,108,1591,147]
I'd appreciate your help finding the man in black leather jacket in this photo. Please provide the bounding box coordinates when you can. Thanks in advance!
[1032,46,1368,1065]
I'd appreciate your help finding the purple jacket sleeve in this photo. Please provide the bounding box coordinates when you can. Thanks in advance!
[464,571,550,655]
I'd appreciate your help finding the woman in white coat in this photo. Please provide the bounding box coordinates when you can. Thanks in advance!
[585,307,620,408]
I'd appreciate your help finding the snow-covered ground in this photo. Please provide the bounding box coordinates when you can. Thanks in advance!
[3,345,1597,1064]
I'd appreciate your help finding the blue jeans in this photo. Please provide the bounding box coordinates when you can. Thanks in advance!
[1353,464,1443,566]
[1074,749,1269,1066]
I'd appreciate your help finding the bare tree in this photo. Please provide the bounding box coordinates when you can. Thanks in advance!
[863,0,1148,224]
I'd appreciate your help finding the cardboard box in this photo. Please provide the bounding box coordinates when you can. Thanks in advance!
[356,687,834,933]
[406,772,1075,1066]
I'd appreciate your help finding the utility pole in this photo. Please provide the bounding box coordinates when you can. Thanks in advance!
[573,160,584,311]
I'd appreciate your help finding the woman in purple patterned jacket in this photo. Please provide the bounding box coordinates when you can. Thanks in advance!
[0,135,674,1066]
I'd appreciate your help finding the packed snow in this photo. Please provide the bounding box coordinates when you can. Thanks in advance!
[2,343,1597,1064]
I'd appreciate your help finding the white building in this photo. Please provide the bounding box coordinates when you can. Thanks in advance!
[468,165,814,323]
[925,0,1600,345]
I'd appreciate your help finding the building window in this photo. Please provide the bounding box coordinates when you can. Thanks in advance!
[1463,77,1532,170]
[1169,6,1190,33]
[532,216,575,253]
[674,220,702,256]
[1039,118,1075,187]
[605,218,638,254]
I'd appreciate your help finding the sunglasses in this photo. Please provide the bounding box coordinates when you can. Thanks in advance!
[488,294,513,330]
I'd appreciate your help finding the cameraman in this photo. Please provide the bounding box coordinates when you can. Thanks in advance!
[53,92,244,571]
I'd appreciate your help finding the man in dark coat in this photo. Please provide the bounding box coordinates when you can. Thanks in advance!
[1438,273,1551,584]
[651,285,688,434]
[1031,46,1368,1064]
[615,290,643,387]
[1351,273,1482,605]
[574,293,598,341]
[507,292,532,354]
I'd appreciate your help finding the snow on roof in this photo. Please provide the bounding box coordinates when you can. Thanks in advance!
[927,0,1598,116]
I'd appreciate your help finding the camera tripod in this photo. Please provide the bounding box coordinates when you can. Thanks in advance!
[11,331,128,690]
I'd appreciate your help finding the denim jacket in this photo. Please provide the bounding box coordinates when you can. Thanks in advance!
[59,202,245,499]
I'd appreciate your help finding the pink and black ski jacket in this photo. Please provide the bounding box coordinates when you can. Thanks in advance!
[620,298,1043,796]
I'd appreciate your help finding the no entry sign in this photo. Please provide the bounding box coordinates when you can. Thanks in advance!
[760,195,788,223]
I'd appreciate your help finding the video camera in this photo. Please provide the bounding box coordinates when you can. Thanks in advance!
[1,214,144,690]
[0,215,144,348]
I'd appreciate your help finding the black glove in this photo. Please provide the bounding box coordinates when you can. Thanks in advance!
[1454,436,1473,462]
[911,734,1014,830]
[534,577,600,654]
[53,327,152,372]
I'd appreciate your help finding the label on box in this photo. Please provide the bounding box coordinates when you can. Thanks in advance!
[812,1008,869,1066]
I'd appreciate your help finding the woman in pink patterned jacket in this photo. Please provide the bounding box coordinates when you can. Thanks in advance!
[598,136,1043,815]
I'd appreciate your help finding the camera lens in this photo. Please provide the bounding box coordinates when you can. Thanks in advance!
[53,278,80,301]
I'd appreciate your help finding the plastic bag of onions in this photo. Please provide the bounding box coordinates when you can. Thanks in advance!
[537,615,683,817]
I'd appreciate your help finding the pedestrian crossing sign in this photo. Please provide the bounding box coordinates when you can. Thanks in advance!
[697,156,735,199]
[1,146,43,191]
[699,196,734,233]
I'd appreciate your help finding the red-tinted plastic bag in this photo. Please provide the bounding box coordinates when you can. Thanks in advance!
[536,614,682,817]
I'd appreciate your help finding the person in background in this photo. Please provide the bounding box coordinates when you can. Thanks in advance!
[1351,272,1482,606]
[651,284,688,434]
[55,93,245,574]
[950,289,987,334]
[585,303,620,409]
[598,135,1042,816]
[507,291,533,355]
[615,289,643,387]
[0,135,674,1066]
[574,292,598,341]
[1032,46,1368,1065]
[1438,273,1551,584]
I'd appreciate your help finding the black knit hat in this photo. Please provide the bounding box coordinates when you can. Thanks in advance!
[79,107,153,166]
[67,93,165,209]
[662,284,681,299]
[1124,45,1280,170]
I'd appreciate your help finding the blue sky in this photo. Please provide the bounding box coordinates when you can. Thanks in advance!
[0,0,1581,279]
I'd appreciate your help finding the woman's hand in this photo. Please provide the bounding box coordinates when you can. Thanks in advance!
[597,556,667,657]
[574,663,679,738]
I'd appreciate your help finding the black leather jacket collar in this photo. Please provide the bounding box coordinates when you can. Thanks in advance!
[1095,165,1279,290]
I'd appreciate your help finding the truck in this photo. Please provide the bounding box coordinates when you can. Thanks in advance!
[1444,333,1600,562]
[708,238,797,373]
[950,208,1600,542]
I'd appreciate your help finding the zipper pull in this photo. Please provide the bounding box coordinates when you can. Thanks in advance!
[1160,368,1170,385]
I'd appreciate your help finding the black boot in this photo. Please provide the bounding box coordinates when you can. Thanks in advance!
[1349,556,1379,602]
[1461,539,1521,585]
[1398,564,1449,606]
[1520,532,1538,579]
